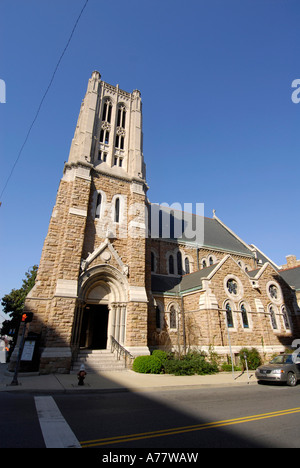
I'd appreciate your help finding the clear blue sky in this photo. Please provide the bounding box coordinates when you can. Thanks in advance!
[1,0,299,318]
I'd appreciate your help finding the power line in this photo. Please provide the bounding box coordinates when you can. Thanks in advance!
[0,0,89,204]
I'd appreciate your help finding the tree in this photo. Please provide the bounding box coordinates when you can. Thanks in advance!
[0,265,38,341]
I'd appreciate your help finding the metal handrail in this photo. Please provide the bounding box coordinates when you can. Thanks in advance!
[110,336,134,367]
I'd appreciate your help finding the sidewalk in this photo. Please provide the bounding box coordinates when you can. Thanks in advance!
[0,363,256,394]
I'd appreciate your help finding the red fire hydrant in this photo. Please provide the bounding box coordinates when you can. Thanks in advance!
[77,364,87,386]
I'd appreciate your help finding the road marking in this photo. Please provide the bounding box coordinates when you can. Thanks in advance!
[80,407,300,447]
[34,396,81,448]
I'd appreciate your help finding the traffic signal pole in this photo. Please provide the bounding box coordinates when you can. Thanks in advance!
[10,322,27,386]
[10,312,33,386]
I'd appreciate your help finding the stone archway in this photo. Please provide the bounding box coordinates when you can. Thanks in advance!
[72,265,128,351]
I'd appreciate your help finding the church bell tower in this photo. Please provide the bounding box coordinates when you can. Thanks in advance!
[20,71,150,374]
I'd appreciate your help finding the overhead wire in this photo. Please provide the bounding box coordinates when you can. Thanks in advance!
[0,0,89,205]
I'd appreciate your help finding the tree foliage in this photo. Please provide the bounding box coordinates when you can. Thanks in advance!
[1,265,38,338]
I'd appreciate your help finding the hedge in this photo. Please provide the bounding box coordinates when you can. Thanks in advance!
[132,350,219,376]
[164,355,218,376]
[132,355,163,374]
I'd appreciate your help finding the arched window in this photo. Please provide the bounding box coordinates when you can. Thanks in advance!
[226,302,234,328]
[177,251,183,275]
[185,257,190,274]
[102,100,112,123]
[95,193,102,219]
[241,304,249,328]
[117,105,126,128]
[269,305,278,330]
[282,306,291,330]
[209,256,214,266]
[202,259,207,269]
[169,305,177,329]
[114,197,120,223]
[169,255,174,274]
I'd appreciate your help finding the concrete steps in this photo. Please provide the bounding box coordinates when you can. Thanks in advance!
[71,349,126,374]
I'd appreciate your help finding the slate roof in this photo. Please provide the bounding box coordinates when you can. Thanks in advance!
[151,264,217,294]
[279,266,300,291]
[149,205,254,257]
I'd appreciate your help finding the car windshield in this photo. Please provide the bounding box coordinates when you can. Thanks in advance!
[270,355,293,365]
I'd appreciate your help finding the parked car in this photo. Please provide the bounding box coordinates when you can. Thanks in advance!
[255,354,300,387]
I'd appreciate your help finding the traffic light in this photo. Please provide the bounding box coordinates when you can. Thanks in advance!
[21,312,33,323]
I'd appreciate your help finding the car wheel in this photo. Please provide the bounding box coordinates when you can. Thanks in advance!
[287,372,297,387]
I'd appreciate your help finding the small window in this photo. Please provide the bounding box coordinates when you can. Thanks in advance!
[115,135,125,150]
[114,197,120,223]
[185,257,190,274]
[100,129,109,144]
[98,151,107,162]
[95,193,102,219]
[119,158,123,167]
[209,256,214,266]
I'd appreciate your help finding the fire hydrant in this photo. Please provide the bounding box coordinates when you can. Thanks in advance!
[77,364,87,386]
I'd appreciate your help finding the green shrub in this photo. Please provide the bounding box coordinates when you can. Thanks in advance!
[239,347,262,370]
[221,363,241,372]
[152,350,168,363]
[132,355,163,374]
[164,355,218,376]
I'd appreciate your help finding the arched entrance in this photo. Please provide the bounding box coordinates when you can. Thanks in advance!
[73,265,128,351]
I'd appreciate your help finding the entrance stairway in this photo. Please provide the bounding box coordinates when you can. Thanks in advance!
[71,349,126,374]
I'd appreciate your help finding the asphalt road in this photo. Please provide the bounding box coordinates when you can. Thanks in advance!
[1,383,300,450]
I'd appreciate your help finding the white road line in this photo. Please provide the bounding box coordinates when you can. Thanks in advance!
[34,396,81,448]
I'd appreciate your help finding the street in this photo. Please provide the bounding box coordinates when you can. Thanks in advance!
[1,383,300,450]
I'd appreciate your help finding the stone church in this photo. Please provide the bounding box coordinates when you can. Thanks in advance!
[19,71,300,373]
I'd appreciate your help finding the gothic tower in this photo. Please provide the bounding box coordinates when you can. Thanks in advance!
[21,71,150,373]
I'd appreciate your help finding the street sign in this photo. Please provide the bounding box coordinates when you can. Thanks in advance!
[21,340,35,361]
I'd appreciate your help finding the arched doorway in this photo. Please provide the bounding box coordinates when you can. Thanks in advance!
[73,265,128,351]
